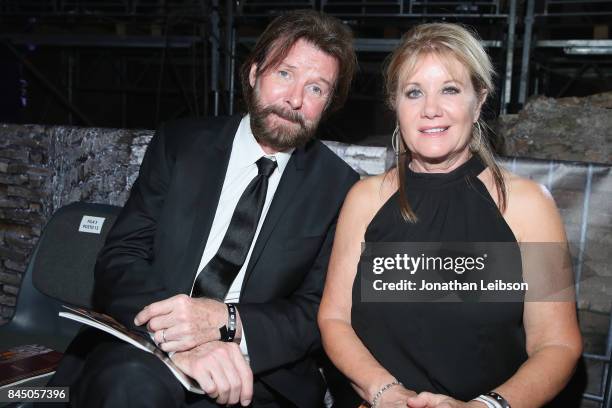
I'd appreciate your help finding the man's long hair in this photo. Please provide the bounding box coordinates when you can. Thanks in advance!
[240,9,356,114]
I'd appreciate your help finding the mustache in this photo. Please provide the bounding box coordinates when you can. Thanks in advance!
[260,105,306,128]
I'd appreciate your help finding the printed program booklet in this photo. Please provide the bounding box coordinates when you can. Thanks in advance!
[0,344,63,388]
[58,305,204,394]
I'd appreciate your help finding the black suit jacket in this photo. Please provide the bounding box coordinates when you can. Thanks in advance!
[93,115,359,406]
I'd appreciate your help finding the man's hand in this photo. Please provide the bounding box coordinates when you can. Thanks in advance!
[172,341,253,406]
[134,294,240,352]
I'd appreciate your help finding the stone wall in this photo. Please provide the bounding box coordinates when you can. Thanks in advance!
[0,124,152,324]
[499,91,612,164]
[0,125,50,322]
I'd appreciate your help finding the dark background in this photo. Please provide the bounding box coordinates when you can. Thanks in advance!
[0,0,610,145]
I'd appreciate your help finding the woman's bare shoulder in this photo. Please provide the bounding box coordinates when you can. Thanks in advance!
[505,171,554,207]
[503,171,566,242]
[341,169,399,227]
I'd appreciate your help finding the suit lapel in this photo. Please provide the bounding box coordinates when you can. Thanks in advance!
[178,116,241,294]
[241,147,306,292]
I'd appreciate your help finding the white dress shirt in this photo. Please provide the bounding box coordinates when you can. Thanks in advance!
[191,115,294,360]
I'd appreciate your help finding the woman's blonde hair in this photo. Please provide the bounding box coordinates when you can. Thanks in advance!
[384,23,506,222]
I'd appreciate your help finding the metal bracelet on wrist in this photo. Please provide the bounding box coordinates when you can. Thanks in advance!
[472,391,510,408]
[371,379,402,408]
[472,395,499,408]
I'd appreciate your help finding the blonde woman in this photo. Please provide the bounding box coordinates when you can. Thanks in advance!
[318,23,582,408]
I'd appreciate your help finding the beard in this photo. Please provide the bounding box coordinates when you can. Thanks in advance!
[247,88,319,151]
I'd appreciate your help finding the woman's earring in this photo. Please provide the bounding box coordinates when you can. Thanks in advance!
[470,121,483,152]
[392,124,401,156]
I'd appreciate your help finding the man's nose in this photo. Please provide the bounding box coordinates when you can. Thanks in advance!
[284,84,303,110]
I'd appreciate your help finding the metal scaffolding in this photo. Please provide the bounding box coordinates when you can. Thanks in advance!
[0,0,611,125]
[0,0,229,126]
[519,0,612,105]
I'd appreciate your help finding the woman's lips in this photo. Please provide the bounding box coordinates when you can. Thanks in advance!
[419,126,450,135]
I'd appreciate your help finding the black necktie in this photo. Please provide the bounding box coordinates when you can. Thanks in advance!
[191,157,277,299]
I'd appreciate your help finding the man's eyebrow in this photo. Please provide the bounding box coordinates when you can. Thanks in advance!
[278,62,297,70]
[318,77,333,88]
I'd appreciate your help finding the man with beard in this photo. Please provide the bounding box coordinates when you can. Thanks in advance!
[48,9,359,408]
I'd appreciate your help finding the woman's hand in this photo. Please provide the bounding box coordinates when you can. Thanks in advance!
[407,392,485,408]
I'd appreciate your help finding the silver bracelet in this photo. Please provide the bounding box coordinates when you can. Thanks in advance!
[371,380,402,408]
[472,395,500,408]
[472,395,503,408]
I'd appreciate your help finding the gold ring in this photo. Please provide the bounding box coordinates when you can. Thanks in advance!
[162,329,167,343]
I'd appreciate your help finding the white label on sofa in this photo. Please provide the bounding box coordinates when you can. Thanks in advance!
[79,215,106,234]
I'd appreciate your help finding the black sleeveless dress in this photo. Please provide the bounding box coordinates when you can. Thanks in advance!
[349,156,528,403]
